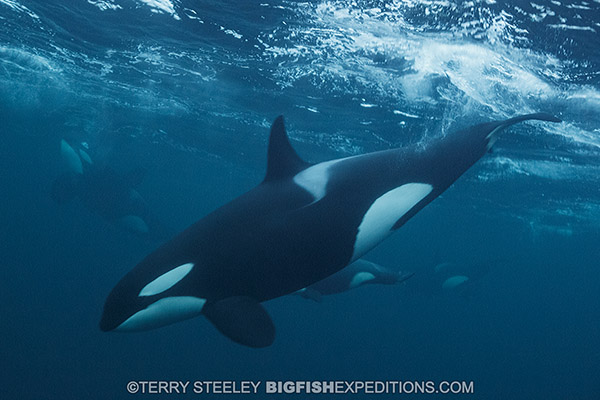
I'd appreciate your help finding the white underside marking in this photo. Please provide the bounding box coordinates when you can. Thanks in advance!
[60,139,83,174]
[139,262,195,297]
[120,215,150,234]
[116,296,206,331]
[349,271,376,289]
[442,275,469,290]
[351,183,433,261]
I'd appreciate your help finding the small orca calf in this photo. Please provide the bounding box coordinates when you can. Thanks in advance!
[52,140,169,240]
[296,259,414,302]
[100,113,560,347]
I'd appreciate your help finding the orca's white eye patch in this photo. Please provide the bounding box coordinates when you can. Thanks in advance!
[442,275,469,290]
[139,263,195,297]
[349,271,376,289]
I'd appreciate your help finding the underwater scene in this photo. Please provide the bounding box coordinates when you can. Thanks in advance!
[1,0,599,399]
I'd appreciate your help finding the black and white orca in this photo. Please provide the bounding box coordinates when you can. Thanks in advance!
[296,259,413,302]
[52,140,169,240]
[100,113,560,347]
[434,261,486,292]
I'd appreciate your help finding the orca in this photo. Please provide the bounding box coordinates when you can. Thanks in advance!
[441,275,470,291]
[436,260,493,294]
[52,140,170,240]
[409,257,496,298]
[296,259,414,302]
[100,113,560,347]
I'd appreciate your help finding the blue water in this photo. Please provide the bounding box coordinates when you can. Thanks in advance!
[1,0,599,399]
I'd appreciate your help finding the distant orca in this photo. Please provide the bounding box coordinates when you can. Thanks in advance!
[52,140,169,240]
[408,257,494,297]
[296,259,414,302]
[435,260,492,293]
[100,113,560,347]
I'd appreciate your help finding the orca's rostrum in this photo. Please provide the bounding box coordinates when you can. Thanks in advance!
[100,113,560,347]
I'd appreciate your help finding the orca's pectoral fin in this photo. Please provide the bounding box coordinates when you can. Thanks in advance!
[203,296,275,348]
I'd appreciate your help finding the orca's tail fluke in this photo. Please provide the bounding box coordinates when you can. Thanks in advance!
[485,112,561,150]
[501,113,562,126]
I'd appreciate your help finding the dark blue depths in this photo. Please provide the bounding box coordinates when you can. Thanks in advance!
[0,0,599,399]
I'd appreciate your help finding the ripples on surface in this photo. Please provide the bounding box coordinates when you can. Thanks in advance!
[0,0,599,232]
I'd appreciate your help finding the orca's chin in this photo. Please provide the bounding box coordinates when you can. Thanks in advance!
[100,296,208,333]
[99,313,117,332]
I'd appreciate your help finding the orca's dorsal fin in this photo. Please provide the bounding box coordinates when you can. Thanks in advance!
[263,116,310,182]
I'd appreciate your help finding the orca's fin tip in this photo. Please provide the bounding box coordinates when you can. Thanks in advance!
[529,112,561,123]
[504,112,562,126]
[263,116,309,182]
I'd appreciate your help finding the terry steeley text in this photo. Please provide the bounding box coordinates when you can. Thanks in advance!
[126,380,474,395]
